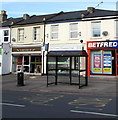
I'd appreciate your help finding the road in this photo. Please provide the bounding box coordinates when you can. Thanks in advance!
[2,90,118,119]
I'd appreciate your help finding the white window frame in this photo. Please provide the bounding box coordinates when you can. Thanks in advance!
[69,23,78,39]
[33,27,40,41]
[18,28,24,42]
[51,25,59,40]
[3,29,10,42]
[115,20,118,37]
[91,21,101,38]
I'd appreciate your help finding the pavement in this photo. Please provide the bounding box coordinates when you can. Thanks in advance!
[2,73,118,96]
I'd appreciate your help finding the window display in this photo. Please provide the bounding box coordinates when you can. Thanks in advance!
[91,50,112,75]
[12,56,42,73]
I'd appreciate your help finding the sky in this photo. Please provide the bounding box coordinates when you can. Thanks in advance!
[0,0,118,18]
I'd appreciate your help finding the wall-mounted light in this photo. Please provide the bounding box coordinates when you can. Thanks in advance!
[80,40,83,43]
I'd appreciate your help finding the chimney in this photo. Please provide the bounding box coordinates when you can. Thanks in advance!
[87,7,95,13]
[23,14,30,20]
[0,10,7,22]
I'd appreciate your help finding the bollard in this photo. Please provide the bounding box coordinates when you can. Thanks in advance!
[17,72,24,86]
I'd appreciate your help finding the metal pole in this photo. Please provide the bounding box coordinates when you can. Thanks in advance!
[85,56,88,86]
[70,57,72,85]
[55,56,58,85]
[46,54,48,87]
[42,18,46,75]
[78,57,80,89]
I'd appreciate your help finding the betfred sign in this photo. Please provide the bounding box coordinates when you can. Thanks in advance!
[87,40,118,49]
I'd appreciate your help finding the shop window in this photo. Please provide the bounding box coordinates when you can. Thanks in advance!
[3,30,9,42]
[14,56,23,72]
[51,25,58,40]
[90,50,116,75]
[33,27,40,41]
[69,23,78,38]
[18,28,24,42]
[91,22,101,37]
[13,56,42,73]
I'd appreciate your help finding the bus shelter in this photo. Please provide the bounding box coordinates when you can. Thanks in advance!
[46,50,88,89]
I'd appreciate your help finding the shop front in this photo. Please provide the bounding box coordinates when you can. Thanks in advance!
[12,45,42,74]
[87,40,118,77]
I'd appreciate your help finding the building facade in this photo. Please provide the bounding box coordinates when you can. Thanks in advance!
[11,13,57,74]
[0,10,24,75]
[1,7,118,77]
[0,11,12,75]
[11,16,43,74]
[44,7,118,77]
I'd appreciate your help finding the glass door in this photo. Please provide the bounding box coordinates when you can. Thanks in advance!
[30,56,42,73]
[23,56,30,73]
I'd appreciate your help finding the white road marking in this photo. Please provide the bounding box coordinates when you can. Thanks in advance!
[0,103,25,107]
[70,110,118,117]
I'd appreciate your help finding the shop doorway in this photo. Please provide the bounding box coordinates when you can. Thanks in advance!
[30,56,42,73]
[90,50,116,75]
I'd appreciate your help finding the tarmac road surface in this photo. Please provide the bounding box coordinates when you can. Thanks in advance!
[2,90,118,119]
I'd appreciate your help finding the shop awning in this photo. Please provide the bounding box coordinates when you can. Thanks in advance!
[47,50,88,57]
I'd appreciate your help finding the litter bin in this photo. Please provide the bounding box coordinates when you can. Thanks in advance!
[17,72,24,86]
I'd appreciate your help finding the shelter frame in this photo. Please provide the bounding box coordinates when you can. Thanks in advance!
[46,50,88,89]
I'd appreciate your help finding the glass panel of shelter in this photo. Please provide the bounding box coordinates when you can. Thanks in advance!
[47,54,88,88]
[47,57,57,85]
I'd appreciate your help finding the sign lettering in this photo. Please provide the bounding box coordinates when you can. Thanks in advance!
[12,47,41,52]
[87,41,118,49]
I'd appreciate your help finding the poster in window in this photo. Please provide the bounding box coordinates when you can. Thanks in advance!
[103,54,112,73]
[93,54,102,72]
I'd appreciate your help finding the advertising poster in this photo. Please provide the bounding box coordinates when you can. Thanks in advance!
[103,54,112,73]
[93,54,102,72]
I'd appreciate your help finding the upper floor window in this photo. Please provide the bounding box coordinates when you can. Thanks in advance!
[33,27,40,41]
[69,23,78,39]
[3,30,9,42]
[116,20,118,37]
[91,22,101,37]
[51,25,58,40]
[18,28,24,42]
